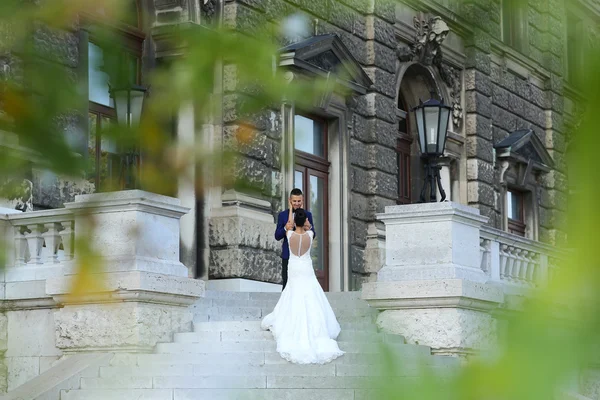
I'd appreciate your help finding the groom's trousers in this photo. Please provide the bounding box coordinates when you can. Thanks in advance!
[281,259,289,291]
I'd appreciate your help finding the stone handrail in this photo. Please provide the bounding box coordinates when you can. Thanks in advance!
[479,226,565,289]
[2,208,74,269]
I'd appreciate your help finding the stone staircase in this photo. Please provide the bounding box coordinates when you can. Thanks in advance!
[53,291,461,399]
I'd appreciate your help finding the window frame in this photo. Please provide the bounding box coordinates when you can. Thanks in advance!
[501,0,529,54]
[506,188,526,237]
[81,5,145,190]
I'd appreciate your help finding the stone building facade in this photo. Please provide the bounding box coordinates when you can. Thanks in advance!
[1,0,595,292]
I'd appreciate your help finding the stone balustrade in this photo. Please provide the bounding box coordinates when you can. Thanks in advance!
[5,209,74,269]
[479,226,565,292]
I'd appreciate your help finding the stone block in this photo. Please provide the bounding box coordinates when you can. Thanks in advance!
[467,181,495,206]
[465,91,492,118]
[548,16,564,39]
[209,247,280,283]
[376,203,488,281]
[225,2,268,35]
[370,17,396,49]
[465,114,492,139]
[491,105,517,132]
[350,139,397,174]
[465,69,492,96]
[364,67,396,98]
[33,25,79,68]
[209,215,278,252]
[54,302,193,352]
[491,84,509,109]
[329,2,367,38]
[354,93,396,123]
[351,168,397,199]
[350,245,365,274]
[31,170,94,210]
[352,115,398,148]
[350,219,368,246]
[373,0,395,22]
[466,159,495,183]
[6,356,39,391]
[6,309,61,357]
[365,41,396,73]
[466,135,494,163]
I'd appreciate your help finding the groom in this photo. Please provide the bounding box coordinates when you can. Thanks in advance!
[275,188,315,290]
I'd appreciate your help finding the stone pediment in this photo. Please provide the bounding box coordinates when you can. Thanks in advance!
[279,34,372,95]
[494,129,554,172]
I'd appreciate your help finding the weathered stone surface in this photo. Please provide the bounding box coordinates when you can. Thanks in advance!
[329,2,366,38]
[466,134,494,163]
[54,303,193,351]
[351,218,368,245]
[467,181,495,207]
[365,41,396,73]
[465,69,492,96]
[465,114,492,140]
[465,48,491,75]
[354,93,396,123]
[371,17,396,49]
[224,2,268,35]
[364,67,396,98]
[31,171,94,210]
[350,139,397,174]
[209,216,279,251]
[351,167,397,199]
[350,244,365,274]
[353,115,398,148]
[373,0,395,23]
[33,25,79,68]
[465,91,492,118]
[492,105,517,132]
[210,247,280,282]
[466,159,495,183]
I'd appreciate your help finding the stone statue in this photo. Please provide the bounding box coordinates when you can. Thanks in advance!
[412,15,449,66]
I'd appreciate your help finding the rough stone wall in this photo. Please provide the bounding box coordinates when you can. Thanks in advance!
[223,0,398,287]
[461,0,569,245]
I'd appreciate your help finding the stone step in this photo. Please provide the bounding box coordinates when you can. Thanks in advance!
[121,346,437,368]
[61,389,173,400]
[192,306,376,322]
[192,320,378,332]
[97,362,454,379]
[193,297,372,310]
[203,290,362,302]
[175,388,357,400]
[155,340,423,355]
[173,330,392,344]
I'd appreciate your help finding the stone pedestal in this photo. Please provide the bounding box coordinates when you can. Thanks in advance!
[208,190,281,285]
[362,202,503,357]
[46,190,204,353]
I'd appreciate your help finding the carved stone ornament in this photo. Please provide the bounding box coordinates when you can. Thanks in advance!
[397,14,463,129]
[201,0,217,20]
[438,62,463,129]
[397,15,449,66]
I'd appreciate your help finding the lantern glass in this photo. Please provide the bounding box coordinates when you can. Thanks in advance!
[437,106,450,154]
[111,86,146,127]
[415,107,425,153]
[424,107,439,154]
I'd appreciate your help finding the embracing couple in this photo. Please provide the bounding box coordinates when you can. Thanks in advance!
[260,188,344,364]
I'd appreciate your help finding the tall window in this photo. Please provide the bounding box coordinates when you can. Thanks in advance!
[86,1,144,190]
[507,189,526,237]
[502,0,529,53]
[294,114,330,291]
[566,13,584,88]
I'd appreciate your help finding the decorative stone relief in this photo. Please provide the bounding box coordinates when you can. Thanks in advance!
[397,15,463,129]
[438,62,464,129]
[397,16,449,66]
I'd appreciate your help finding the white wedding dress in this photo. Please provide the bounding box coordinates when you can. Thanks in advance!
[261,230,344,364]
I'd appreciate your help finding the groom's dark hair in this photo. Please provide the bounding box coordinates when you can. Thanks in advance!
[290,188,303,197]
[294,208,307,227]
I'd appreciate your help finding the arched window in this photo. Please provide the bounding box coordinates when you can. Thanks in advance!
[85,1,145,190]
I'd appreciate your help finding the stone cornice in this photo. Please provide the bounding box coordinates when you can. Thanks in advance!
[490,41,550,87]
[377,202,489,228]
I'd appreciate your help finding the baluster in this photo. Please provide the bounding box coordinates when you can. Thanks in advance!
[518,250,528,284]
[14,226,27,266]
[59,221,74,261]
[529,253,540,285]
[24,224,44,265]
[500,244,509,279]
[511,248,523,283]
[42,223,61,264]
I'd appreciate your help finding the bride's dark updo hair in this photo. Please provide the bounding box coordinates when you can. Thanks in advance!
[294,208,307,227]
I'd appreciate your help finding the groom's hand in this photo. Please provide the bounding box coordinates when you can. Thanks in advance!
[285,221,294,231]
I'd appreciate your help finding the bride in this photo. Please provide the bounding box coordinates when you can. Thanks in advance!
[261,207,344,364]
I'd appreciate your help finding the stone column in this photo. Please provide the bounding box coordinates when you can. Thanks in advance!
[46,190,204,353]
[362,202,503,357]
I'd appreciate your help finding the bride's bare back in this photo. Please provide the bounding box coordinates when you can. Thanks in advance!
[288,231,313,257]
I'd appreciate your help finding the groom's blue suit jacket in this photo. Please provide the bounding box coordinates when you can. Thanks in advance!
[274,209,315,260]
